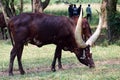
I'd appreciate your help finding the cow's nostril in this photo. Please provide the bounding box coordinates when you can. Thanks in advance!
[89,64,95,68]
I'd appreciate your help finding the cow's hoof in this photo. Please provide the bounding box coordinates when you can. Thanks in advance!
[58,65,62,69]
[20,70,25,75]
[51,68,56,72]
[9,73,14,76]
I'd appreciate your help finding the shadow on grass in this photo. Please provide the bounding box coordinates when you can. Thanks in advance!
[0,56,85,77]
[0,57,119,77]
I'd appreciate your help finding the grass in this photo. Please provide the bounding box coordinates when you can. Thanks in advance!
[0,39,120,80]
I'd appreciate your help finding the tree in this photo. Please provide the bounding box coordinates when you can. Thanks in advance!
[19,0,23,14]
[0,0,14,25]
[101,0,107,28]
[31,0,50,13]
[101,0,118,42]
[10,0,16,16]
[0,0,50,24]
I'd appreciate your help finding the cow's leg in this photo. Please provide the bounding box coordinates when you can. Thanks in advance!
[9,47,17,76]
[1,28,4,39]
[4,28,8,39]
[9,43,24,76]
[17,44,25,75]
[51,46,62,72]
[57,50,62,69]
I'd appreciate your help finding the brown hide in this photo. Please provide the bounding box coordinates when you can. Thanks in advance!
[0,13,6,28]
[9,13,77,49]
[0,13,8,39]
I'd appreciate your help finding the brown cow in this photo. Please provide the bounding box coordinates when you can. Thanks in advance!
[8,10,102,75]
[51,16,92,71]
[0,13,8,40]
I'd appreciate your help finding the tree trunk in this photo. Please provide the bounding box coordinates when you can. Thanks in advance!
[19,0,23,14]
[10,0,16,16]
[106,0,117,42]
[2,0,13,18]
[42,0,50,10]
[0,1,10,25]
[101,0,117,42]
[31,0,50,13]
[101,0,107,28]
[32,0,42,13]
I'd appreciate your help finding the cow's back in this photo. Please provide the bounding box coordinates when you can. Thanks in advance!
[8,13,76,47]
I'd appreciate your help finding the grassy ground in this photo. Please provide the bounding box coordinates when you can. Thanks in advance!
[0,39,120,80]
[0,3,120,80]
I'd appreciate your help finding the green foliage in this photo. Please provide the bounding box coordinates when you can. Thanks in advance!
[109,11,120,40]
[14,0,102,5]
[14,0,32,14]
[17,0,31,4]
[45,9,68,16]
[118,0,120,4]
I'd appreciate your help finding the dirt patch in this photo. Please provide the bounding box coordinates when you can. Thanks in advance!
[0,59,120,76]
[96,59,120,65]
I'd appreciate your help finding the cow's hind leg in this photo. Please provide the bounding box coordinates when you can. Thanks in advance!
[17,44,25,75]
[4,28,8,39]
[51,46,62,72]
[1,28,4,39]
[9,43,24,76]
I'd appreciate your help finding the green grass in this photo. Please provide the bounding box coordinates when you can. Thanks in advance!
[0,38,120,80]
[49,0,102,4]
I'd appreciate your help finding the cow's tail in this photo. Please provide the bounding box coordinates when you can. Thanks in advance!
[7,22,15,47]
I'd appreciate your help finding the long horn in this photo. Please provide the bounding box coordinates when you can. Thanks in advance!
[75,8,88,48]
[75,9,103,48]
[86,14,102,46]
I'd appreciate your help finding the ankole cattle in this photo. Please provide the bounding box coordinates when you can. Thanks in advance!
[51,15,92,71]
[8,10,102,75]
[0,13,8,40]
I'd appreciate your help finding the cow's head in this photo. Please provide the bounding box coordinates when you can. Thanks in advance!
[74,9,102,67]
[75,46,95,68]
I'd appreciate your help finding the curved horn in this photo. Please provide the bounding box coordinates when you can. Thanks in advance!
[86,15,102,46]
[75,8,88,48]
[75,9,103,48]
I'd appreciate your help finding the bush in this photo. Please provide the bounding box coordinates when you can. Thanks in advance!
[109,11,120,40]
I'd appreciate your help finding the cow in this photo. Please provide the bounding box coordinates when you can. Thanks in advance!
[8,10,102,75]
[51,16,92,71]
[0,13,8,40]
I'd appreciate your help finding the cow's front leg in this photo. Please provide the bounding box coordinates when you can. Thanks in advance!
[51,46,62,72]
[57,49,62,69]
